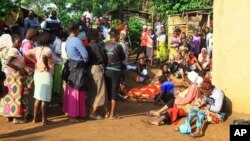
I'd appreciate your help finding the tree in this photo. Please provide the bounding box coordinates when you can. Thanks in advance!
[0,0,20,20]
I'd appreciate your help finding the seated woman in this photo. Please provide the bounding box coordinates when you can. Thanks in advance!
[125,64,170,101]
[186,51,202,72]
[146,71,203,126]
[177,77,225,137]
[198,48,210,70]
[136,58,149,83]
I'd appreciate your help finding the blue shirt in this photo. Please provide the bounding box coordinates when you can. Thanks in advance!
[161,81,175,95]
[65,37,88,62]
[24,17,39,30]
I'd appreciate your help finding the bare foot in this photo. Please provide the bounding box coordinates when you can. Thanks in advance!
[147,120,160,126]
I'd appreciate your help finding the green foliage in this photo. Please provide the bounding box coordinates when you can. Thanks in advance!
[128,17,143,50]
[111,19,119,28]
[151,0,213,16]
[0,0,20,20]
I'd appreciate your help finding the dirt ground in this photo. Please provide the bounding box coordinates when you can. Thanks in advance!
[0,54,250,141]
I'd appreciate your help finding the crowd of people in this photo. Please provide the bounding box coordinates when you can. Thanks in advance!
[0,9,225,138]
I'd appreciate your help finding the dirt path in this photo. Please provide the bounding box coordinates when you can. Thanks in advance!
[1,100,247,141]
[0,54,249,141]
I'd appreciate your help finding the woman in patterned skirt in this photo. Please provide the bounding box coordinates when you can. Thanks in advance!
[0,34,33,124]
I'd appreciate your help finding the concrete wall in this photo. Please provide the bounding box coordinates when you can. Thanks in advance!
[213,0,250,114]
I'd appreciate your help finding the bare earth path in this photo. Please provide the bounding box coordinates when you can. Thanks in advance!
[0,54,249,141]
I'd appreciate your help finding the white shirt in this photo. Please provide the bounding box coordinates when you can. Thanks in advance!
[83,11,93,20]
[206,32,213,49]
[157,34,166,42]
[61,42,67,60]
[207,88,224,113]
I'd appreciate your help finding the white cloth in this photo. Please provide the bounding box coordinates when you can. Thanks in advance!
[157,34,166,42]
[206,32,213,57]
[207,88,224,113]
[187,71,203,86]
[83,11,93,20]
[61,42,67,60]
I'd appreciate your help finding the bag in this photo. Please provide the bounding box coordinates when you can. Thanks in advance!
[67,60,88,90]
[62,60,70,81]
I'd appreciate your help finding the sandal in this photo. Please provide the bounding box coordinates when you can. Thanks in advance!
[42,120,54,126]
[68,118,80,123]
[89,115,104,120]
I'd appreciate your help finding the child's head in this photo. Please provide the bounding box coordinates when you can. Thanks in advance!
[159,75,168,84]
[188,35,193,40]
[139,58,145,64]
[181,32,186,38]
[11,34,22,49]
[194,30,198,36]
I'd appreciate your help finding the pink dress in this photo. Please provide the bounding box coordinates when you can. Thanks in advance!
[63,85,86,117]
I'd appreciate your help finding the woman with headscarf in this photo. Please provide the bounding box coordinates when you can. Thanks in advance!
[198,48,210,69]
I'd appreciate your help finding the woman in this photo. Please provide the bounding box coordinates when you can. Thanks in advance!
[177,78,225,137]
[193,30,201,58]
[120,25,130,65]
[25,32,56,125]
[147,71,203,126]
[198,48,210,69]
[21,28,39,69]
[0,35,32,124]
[86,28,107,120]
[187,51,202,72]
[63,23,88,123]
[156,27,167,62]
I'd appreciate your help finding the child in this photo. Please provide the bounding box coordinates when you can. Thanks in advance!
[25,32,56,125]
[0,61,7,98]
[136,58,149,83]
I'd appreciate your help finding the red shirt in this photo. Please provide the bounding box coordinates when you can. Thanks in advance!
[140,31,148,47]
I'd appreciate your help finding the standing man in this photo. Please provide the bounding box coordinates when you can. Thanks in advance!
[154,16,164,37]
[206,27,213,58]
[43,11,62,35]
[104,29,125,119]
[24,10,40,30]
[135,25,148,62]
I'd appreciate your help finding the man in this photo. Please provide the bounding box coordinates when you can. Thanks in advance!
[83,9,93,20]
[154,16,164,37]
[206,27,213,58]
[135,25,148,62]
[43,11,62,35]
[24,10,39,30]
[178,77,225,137]
[104,29,125,119]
